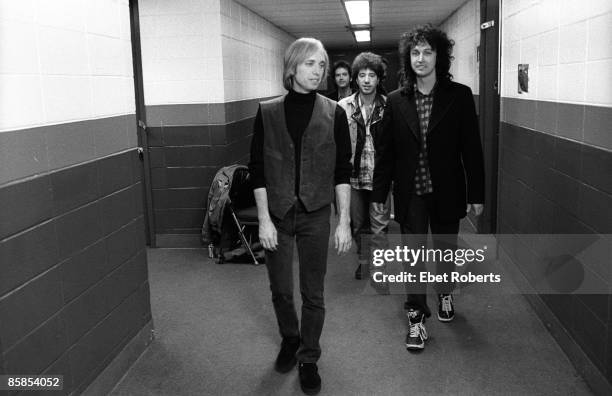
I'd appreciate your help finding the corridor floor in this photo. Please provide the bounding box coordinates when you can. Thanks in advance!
[111,221,592,395]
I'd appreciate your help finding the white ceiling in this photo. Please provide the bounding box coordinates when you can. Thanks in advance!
[234,0,468,49]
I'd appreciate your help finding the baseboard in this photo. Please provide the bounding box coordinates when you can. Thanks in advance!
[82,321,155,396]
[155,233,204,248]
[499,247,612,396]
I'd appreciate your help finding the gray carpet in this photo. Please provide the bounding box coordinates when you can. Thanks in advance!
[111,220,592,395]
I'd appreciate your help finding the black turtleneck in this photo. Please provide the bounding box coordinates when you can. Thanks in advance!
[285,90,317,170]
[249,90,352,196]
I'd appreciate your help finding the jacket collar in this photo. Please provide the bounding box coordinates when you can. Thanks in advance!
[348,92,387,127]
[397,79,455,140]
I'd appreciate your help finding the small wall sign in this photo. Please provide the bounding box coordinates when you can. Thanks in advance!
[518,64,529,93]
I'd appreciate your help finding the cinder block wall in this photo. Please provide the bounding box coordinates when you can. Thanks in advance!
[498,0,612,385]
[439,0,480,96]
[0,0,151,393]
[139,0,294,243]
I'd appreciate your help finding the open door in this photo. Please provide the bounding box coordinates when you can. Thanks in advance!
[477,0,501,234]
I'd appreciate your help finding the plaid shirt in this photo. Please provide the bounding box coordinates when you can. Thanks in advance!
[414,84,434,195]
[338,93,386,190]
[352,94,386,190]
[352,132,375,189]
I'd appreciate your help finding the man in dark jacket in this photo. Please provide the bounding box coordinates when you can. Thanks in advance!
[372,25,485,351]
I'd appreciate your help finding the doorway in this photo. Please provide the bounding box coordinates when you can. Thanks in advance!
[129,0,156,246]
[477,0,501,234]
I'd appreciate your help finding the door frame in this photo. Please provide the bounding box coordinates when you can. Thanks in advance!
[477,0,501,234]
[129,0,156,247]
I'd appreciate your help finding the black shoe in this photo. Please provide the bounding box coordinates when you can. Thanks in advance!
[354,264,362,280]
[405,309,428,350]
[274,337,299,373]
[354,259,367,280]
[437,294,455,322]
[298,362,321,395]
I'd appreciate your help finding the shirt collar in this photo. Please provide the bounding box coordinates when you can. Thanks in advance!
[413,82,436,97]
[356,92,385,110]
[286,89,317,104]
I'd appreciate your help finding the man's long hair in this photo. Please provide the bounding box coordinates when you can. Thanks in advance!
[398,24,454,94]
[283,38,329,91]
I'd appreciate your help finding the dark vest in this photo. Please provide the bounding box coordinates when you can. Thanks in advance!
[261,94,336,219]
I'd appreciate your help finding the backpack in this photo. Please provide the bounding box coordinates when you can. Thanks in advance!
[201,164,247,247]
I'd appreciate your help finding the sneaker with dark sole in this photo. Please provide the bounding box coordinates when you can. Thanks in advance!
[274,337,299,373]
[437,294,454,322]
[298,362,321,395]
[405,309,428,350]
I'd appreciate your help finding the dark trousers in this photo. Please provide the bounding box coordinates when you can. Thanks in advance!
[266,201,331,363]
[350,188,391,263]
[400,193,459,317]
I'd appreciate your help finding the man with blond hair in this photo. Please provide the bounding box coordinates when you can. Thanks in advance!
[249,37,352,395]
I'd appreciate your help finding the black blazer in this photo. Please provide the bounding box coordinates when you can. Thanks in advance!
[372,80,485,224]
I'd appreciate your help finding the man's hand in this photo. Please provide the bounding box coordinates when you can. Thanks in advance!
[334,183,352,254]
[467,203,484,216]
[259,217,278,250]
[334,221,352,254]
[371,202,385,213]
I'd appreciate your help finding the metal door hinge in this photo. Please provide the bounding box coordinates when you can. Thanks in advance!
[480,20,495,30]
[137,147,144,161]
[138,119,147,131]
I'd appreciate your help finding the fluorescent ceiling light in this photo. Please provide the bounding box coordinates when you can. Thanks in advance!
[344,0,370,25]
[354,29,370,42]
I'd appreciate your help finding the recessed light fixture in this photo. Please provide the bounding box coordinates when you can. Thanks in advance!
[344,0,370,25]
[342,0,371,43]
[354,29,370,42]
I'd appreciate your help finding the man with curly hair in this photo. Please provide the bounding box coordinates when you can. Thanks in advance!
[337,52,391,288]
[372,25,485,350]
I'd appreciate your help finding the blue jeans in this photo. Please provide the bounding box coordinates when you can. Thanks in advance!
[266,201,331,363]
[350,188,391,264]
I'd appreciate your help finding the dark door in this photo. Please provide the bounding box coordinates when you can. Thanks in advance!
[477,0,501,234]
[129,0,156,247]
